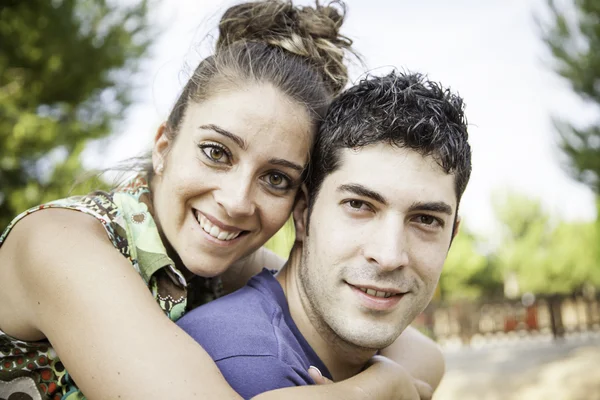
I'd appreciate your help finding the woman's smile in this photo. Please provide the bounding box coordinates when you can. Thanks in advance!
[149,84,312,277]
[194,210,248,244]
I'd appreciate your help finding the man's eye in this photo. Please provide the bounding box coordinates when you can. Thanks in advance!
[343,200,372,213]
[415,215,443,228]
[419,215,436,225]
[349,200,364,209]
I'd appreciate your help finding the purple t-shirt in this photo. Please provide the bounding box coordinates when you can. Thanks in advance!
[177,269,332,399]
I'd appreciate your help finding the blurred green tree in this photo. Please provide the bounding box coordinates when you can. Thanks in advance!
[439,230,503,301]
[494,192,600,295]
[542,0,600,195]
[0,0,153,230]
[542,0,600,271]
[265,217,295,259]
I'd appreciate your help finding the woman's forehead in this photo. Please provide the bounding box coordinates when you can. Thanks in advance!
[182,85,315,162]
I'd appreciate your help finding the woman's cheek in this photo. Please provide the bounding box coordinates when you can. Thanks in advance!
[263,198,294,231]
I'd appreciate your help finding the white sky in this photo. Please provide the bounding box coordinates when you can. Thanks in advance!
[86,0,598,238]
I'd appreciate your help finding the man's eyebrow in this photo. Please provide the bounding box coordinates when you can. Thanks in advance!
[337,184,387,205]
[268,158,304,173]
[199,124,247,150]
[408,201,454,216]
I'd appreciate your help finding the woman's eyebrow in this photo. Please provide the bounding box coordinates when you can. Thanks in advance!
[200,124,303,172]
[199,124,247,150]
[268,158,304,172]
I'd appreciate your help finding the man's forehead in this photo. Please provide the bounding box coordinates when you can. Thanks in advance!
[324,144,457,210]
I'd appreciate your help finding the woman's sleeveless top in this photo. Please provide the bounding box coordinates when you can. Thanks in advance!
[0,177,222,400]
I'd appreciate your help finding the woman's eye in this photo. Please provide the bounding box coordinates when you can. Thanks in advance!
[264,172,290,190]
[201,145,230,164]
[209,147,224,161]
[269,174,283,186]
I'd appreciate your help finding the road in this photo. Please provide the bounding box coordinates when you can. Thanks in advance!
[434,333,600,400]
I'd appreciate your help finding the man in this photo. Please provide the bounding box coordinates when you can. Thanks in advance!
[177,71,472,399]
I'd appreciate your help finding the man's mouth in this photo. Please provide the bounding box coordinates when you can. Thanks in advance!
[346,283,406,310]
[348,282,406,299]
[355,287,396,299]
[195,212,245,241]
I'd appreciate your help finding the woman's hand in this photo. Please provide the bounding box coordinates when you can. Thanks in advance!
[308,366,332,384]
[365,356,433,400]
[379,326,446,390]
[308,355,433,400]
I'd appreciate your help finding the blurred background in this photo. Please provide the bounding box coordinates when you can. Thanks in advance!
[1,0,599,398]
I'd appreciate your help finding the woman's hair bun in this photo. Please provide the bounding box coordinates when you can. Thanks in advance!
[216,0,355,95]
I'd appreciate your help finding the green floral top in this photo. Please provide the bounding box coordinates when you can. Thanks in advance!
[0,176,222,400]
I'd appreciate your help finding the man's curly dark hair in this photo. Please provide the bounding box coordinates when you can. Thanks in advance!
[306,70,472,217]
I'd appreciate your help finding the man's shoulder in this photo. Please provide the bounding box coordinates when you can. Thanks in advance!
[178,271,322,396]
[177,272,283,360]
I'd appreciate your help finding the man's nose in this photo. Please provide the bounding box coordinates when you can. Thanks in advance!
[362,220,409,272]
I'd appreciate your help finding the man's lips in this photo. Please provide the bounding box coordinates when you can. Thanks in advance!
[347,283,406,299]
[347,282,406,311]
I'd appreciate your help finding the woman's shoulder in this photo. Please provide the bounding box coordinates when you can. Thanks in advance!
[0,191,120,257]
[0,190,116,242]
[10,205,111,245]
[220,247,286,293]
[0,200,131,340]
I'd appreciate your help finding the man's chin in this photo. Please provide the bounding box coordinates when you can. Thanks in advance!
[336,326,402,351]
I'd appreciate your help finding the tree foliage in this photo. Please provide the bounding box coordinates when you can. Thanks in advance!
[440,231,503,301]
[493,192,600,295]
[265,217,295,258]
[542,0,600,194]
[0,0,153,230]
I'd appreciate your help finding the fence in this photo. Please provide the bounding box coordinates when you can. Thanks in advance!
[414,293,600,346]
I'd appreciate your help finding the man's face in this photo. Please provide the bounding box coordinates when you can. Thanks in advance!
[298,143,458,349]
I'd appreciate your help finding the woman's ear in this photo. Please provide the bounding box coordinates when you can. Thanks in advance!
[152,123,170,175]
[292,184,309,242]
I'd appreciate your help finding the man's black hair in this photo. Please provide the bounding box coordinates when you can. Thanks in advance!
[305,70,472,219]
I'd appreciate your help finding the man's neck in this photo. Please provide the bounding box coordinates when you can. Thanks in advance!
[276,245,377,381]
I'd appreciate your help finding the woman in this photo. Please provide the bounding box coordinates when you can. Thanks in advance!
[0,1,441,399]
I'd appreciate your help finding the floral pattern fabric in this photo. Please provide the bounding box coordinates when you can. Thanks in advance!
[0,176,222,400]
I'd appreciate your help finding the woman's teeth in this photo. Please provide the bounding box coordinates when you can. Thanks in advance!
[197,213,242,241]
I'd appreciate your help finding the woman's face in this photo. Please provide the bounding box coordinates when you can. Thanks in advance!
[151,83,313,278]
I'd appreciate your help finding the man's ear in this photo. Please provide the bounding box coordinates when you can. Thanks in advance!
[292,184,309,242]
[450,215,462,245]
[152,123,170,175]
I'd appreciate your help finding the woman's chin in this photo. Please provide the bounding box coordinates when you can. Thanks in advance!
[183,255,233,279]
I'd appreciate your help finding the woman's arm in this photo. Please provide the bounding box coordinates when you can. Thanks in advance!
[379,326,446,390]
[1,209,242,400]
[1,210,422,400]
[256,356,430,400]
